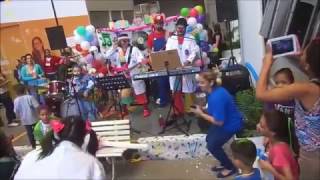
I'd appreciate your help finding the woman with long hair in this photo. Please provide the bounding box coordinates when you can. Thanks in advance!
[32,36,45,65]
[190,70,243,178]
[256,37,320,179]
[14,116,105,179]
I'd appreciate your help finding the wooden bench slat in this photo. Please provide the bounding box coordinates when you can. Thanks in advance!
[91,120,129,126]
[96,130,130,136]
[92,125,130,131]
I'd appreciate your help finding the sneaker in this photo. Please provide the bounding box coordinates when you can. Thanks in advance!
[143,109,151,118]
[8,122,19,127]
[156,98,161,105]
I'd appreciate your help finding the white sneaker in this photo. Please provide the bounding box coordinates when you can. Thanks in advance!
[8,122,19,127]
[156,98,161,105]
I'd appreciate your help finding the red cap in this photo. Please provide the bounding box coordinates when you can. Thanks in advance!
[154,14,164,24]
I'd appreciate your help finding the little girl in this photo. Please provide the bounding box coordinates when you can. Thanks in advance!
[258,110,299,180]
[33,106,53,142]
[266,68,295,117]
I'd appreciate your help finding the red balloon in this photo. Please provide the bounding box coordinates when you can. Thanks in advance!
[75,44,82,52]
[189,8,199,17]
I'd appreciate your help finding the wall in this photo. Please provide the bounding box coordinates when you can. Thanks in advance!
[0,0,89,85]
[237,0,265,77]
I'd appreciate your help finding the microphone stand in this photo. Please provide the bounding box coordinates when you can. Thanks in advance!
[66,75,82,119]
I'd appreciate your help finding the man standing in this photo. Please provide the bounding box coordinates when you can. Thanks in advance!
[166,18,199,115]
[147,14,170,107]
[0,72,18,127]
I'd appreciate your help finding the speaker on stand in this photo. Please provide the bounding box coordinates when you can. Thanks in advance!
[45,26,67,50]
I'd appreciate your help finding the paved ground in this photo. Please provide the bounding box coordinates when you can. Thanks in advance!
[2,102,236,180]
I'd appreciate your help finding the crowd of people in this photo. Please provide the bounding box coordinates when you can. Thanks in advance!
[0,14,319,180]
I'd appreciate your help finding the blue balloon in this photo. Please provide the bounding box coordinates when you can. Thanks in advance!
[85,32,93,42]
[200,41,209,52]
[186,26,193,33]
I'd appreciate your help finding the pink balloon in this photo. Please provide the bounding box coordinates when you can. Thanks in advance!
[194,59,203,67]
[189,8,199,17]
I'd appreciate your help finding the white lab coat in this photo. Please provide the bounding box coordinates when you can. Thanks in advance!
[15,141,106,180]
[166,34,199,93]
[105,46,146,95]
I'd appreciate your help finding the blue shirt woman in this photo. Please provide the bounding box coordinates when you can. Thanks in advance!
[190,71,243,178]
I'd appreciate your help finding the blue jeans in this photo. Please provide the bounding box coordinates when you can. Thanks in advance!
[157,76,170,106]
[206,126,235,170]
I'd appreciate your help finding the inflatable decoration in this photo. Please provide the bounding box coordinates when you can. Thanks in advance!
[180,8,189,17]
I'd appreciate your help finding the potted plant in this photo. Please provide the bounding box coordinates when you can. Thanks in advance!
[235,88,263,138]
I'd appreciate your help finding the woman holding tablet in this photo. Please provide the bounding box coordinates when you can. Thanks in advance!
[256,37,320,180]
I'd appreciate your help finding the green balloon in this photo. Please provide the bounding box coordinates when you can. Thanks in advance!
[180,8,190,17]
[76,26,86,37]
[195,5,204,14]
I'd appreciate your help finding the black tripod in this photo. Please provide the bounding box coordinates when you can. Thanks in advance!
[159,62,191,136]
[224,19,238,65]
[96,75,142,134]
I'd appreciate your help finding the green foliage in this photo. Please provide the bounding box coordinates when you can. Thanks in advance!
[236,89,263,137]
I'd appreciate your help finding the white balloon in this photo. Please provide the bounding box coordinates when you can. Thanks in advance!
[187,17,197,27]
[196,24,203,31]
[89,46,98,52]
[80,41,91,50]
[86,25,96,34]
[73,29,78,36]
[74,34,83,43]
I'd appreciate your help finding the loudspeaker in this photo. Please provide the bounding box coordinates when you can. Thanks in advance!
[45,26,67,50]
[216,0,238,22]
[221,64,251,95]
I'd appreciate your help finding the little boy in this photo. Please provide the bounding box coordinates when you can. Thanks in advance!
[231,139,261,180]
[14,85,39,148]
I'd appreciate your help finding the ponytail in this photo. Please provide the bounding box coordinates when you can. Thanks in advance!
[38,131,58,160]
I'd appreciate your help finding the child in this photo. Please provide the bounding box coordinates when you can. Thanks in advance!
[231,139,261,180]
[14,85,39,148]
[266,68,295,117]
[33,106,53,142]
[258,110,299,180]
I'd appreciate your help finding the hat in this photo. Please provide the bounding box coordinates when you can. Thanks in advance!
[117,33,130,41]
[154,14,165,24]
[176,18,187,27]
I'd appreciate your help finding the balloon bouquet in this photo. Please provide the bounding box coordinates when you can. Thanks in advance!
[73,25,107,77]
[180,5,210,67]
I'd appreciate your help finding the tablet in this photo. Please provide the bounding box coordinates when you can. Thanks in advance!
[267,34,300,58]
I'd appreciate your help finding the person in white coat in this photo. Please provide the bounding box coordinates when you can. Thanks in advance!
[14,116,105,180]
[166,18,199,114]
[105,33,151,117]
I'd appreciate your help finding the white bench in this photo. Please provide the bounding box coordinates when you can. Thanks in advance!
[91,120,147,180]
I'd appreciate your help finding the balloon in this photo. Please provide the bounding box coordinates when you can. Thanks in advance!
[186,26,194,33]
[75,44,82,52]
[196,15,206,24]
[194,5,204,14]
[74,34,83,43]
[86,25,95,34]
[90,36,99,46]
[196,24,203,31]
[85,54,94,64]
[187,17,197,27]
[89,46,98,52]
[194,59,203,67]
[200,41,210,52]
[195,33,200,43]
[180,8,190,17]
[189,8,198,17]
[84,32,93,42]
[80,41,91,50]
[76,26,86,37]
